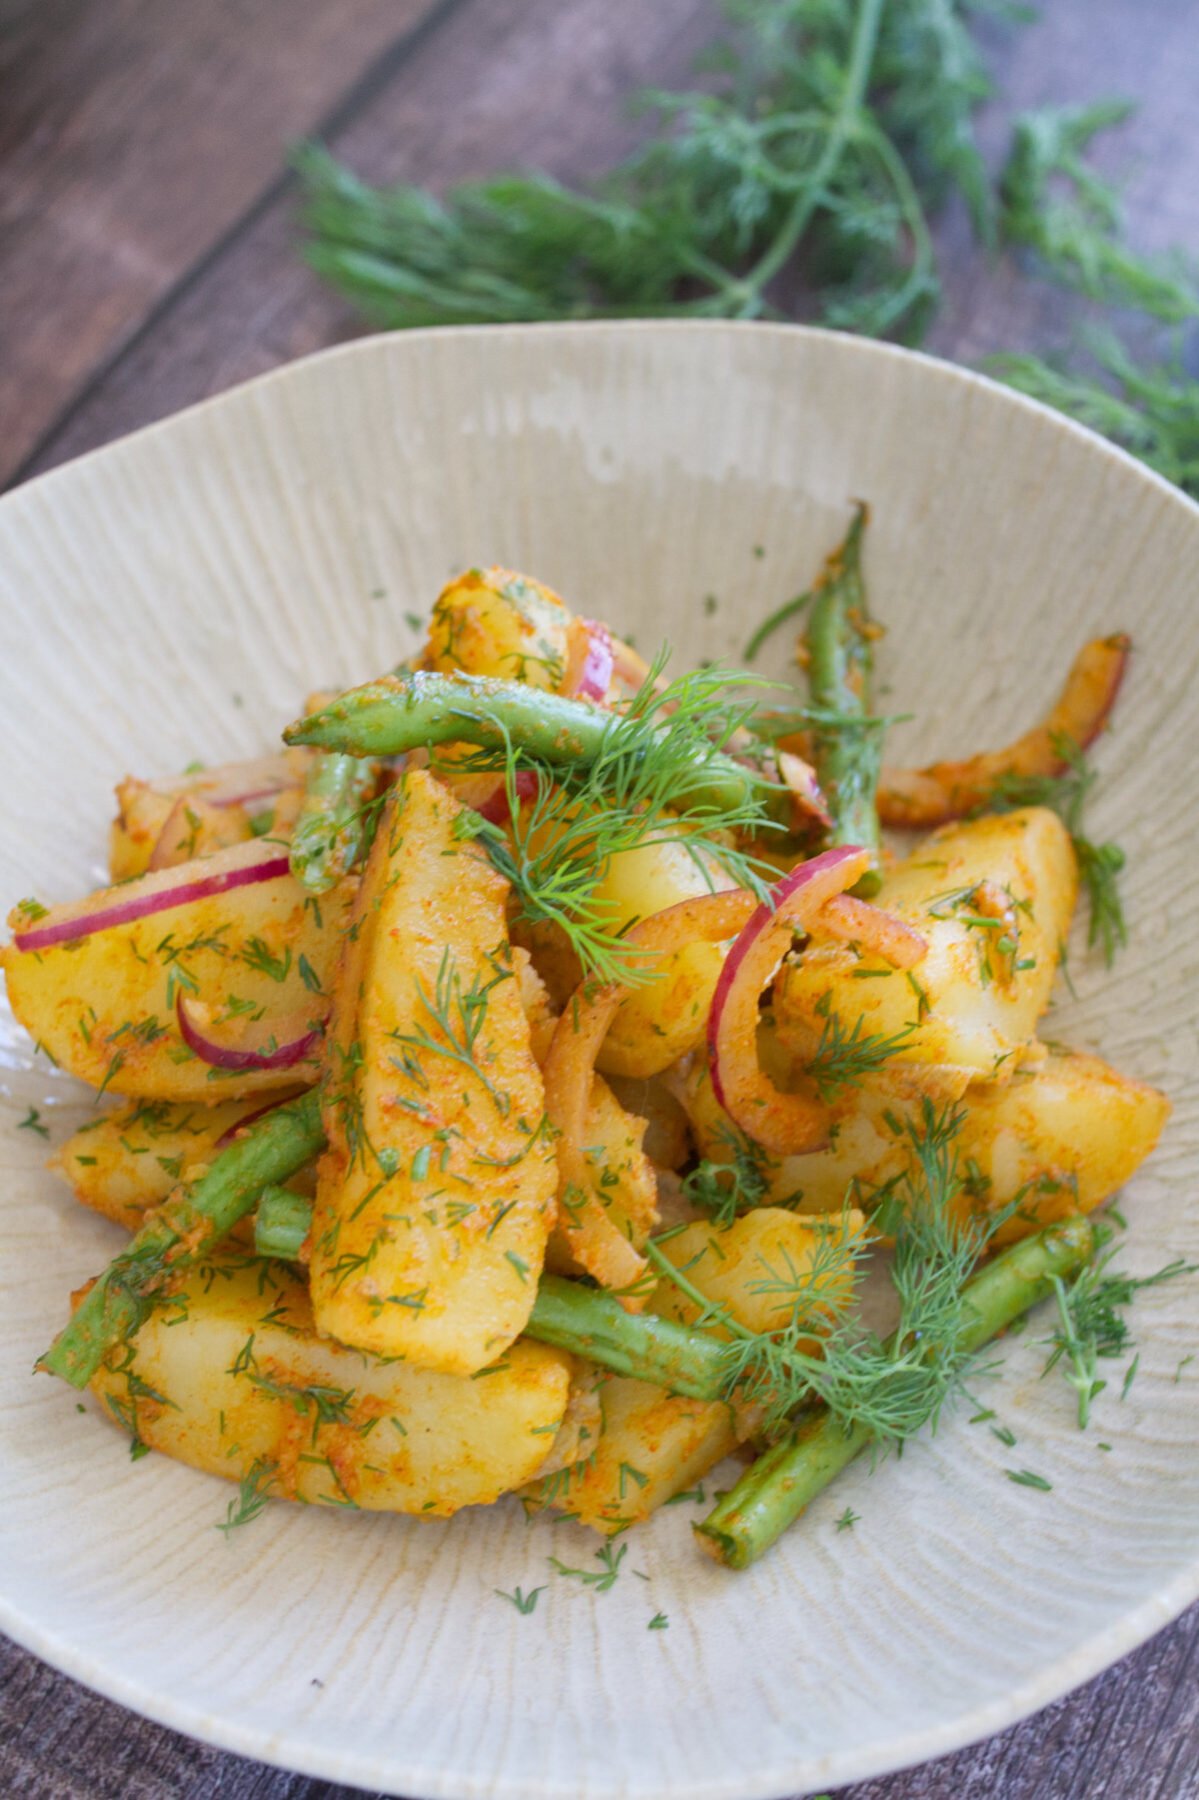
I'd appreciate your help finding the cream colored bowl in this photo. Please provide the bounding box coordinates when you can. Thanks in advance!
[1,323,1196,1800]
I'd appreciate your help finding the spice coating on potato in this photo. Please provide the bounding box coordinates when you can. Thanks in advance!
[774,808,1077,1081]
[427,566,573,690]
[2,845,351,1101]
[87,1254,574,1516]
[311,768,556,1375]
[528,1209,863,1533]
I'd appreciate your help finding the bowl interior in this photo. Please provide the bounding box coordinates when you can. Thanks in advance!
[1,321,1197,1800]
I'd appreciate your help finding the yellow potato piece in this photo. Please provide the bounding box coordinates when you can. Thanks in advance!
[652,1208,863,1337]
[774,808,1077,1081]
[87,1254,574,1517]
[54,1093,299,1230]
[594,836,739,1080]
[110,753,304,880]
[427,566,573,690]
[952,1049,1170,1244]
[2,843,351,1101]
[311,768,556,1375]
[529,1376,738,1535]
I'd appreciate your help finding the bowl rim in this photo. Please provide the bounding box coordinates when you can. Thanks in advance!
[3,316,1197,1799]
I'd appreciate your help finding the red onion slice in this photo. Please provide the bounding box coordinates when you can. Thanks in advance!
[178,996,321,1072]
[564,619,615,703]
[707,845,869,1154]
[777,750,833,831]
[475,769,540,826]
[11,842,292,952]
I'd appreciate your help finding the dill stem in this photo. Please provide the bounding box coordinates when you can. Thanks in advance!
[732,0,886,309]
[38,1093,324,1391]
[284,669,768,818]
[695,1214,1097,1569]
[289,750,382,893]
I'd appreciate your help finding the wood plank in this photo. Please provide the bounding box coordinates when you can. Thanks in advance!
[14,0,723,479]
[0,0,450,483]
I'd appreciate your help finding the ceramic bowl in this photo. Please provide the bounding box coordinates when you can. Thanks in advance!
[1,322,1196,1800]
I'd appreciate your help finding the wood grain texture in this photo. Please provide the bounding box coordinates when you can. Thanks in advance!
[2,0,1199,1795]
[13,0,723,478]
[0,0,449,484]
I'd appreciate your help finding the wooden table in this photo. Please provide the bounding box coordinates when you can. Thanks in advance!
[2,2,1197,1794]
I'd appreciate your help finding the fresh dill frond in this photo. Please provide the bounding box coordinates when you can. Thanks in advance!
[982,732,1126,964]
[549,1542,627,1592]
[458,655,780,985]
[215,1457,277,1536]
[999,103,1198,324]
[990,331,1199,501]
[681,1123,777,1228]
[805,1011,917,1101]
[1042,1237,1195,1428]
[495,1584,546,1615]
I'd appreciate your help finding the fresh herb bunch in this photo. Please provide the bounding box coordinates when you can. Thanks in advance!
[298,0,1019,343]
[299,2,1199,497]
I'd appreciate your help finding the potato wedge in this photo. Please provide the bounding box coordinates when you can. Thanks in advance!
[3,843,350,1101]
[652,1207,863,1337]
[54,1093,300,1230]
[427,566,574,690]
[774,808,1077,1081]
[529,1377,738,1534]
[595,836,740,1080]
[88,1253,574,1516]
[311,768,556,1375]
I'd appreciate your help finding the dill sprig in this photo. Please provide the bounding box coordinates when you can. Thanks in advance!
[681,1123,778,1229]
[999,103,1198,325]
[805,1010,917,1101]
[981,732,1127,964]
[459,656,780,985]
[1042,1235,1196,1428]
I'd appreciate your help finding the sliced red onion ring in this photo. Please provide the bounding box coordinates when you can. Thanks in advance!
[12,843,292,952]
[565,619,615,703]
[777,749,833,831]
[708,845,869,1154]
[178,997,321,1072]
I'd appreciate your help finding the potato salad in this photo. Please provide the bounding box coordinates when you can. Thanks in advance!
[5,510,1170,1567]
